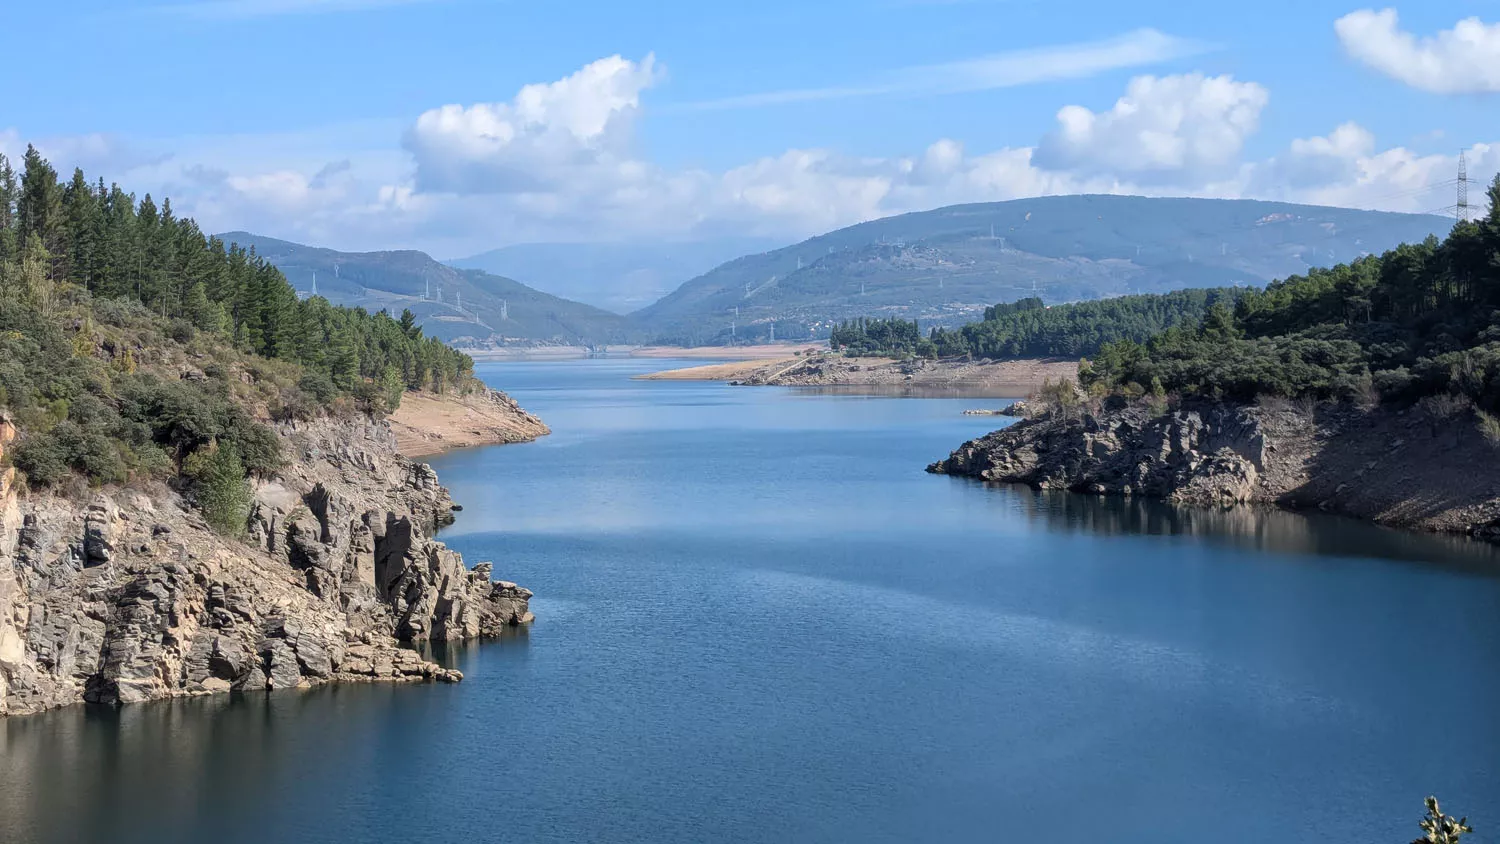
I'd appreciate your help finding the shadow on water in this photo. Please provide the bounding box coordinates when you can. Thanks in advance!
[415,626,531,673]
[0,683,426,844]
[968,479,1500,574]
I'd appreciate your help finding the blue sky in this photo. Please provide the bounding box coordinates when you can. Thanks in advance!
[4,0,1497,255]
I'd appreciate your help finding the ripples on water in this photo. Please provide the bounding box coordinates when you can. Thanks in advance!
[3,358,1498,844]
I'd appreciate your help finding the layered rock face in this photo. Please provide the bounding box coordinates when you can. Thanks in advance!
[930,399,1500,539]
[0,414,533,717]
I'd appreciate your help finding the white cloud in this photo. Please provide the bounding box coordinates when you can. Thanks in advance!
[1335,9,1500,93]
[404,54,663,194]
[688,29,1211,110]
[9,57,1498,257]
[146,0,442,20]
[1033,73,1268,184]
[1253,132,1499,214]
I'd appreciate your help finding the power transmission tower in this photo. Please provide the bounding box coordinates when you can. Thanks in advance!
[1458,150,1471,222]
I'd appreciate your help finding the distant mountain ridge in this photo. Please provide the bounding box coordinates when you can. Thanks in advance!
[448,238,783,315]
[224,196,1455,349]
[631,196,1453,345]
[217,232,631,346]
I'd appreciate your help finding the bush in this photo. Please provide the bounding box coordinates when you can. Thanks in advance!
[11,434,69,488]
[10,421,125,488]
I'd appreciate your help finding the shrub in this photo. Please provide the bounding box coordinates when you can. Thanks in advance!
[11,434,69,488]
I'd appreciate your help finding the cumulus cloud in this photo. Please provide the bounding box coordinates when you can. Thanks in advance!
[404,54,662,194]
[1336,9,1500,93]
[1033,73,1268,184]
[1254,133,1499,213]
[10,56,1498,256]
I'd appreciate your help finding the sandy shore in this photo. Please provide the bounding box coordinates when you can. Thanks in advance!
[388,390,550,458]
[639,355,1079,396]
[629,343,827,360]
[462,343,829,361]
[637,359,799,380]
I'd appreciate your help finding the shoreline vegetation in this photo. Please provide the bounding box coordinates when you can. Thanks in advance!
[935,177,1500,544]
[0,144,542,717]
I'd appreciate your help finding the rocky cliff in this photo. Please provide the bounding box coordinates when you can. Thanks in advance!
[0,411,535,717]
[929,399,1500,540]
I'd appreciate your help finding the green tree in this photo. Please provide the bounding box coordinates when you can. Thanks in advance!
[1487,173,1500,227]
[186,442,251,537]
[0,153,17,265]
[16,145,62,269]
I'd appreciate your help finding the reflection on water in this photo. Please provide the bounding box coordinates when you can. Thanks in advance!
[985,482,1500,573]
[3,358,1497,844]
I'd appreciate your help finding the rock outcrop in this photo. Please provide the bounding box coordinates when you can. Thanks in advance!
[929,398,1500,540]
[0,412,533,717]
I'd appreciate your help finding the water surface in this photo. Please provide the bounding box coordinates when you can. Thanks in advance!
[4,358,1498,844]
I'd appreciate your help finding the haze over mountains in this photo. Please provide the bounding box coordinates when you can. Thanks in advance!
[218,232,630,347]
[227,196,1453,349]
[448,238,782,314]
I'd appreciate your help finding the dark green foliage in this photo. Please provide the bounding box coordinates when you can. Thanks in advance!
[0,144,473,510]
[830,318,935,358]
[927,290,1248,359]
[1084,211,1500,409]
[185,442,251,537]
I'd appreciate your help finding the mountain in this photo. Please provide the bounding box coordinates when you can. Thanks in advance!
[447,238,783,314]
[631,196,1454,345]
[219,232,632,347]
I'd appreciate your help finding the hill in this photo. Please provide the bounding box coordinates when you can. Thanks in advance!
[219,232,631,347]
[448,238,781,315]
[0,143,539,714]
[632,196,1452,345]
[933,177,1500,540]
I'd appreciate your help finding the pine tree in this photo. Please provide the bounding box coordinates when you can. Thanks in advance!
[16,146,63,273]
[186,442,251,537]
[62,168,102,290]
[1487,174,1500,227]
[184,282,214,331]
[0,153,17,266]
[0,152,16,231]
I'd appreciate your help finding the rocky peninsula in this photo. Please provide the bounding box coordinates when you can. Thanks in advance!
[929,398,1500,541]
[0,395,545,717]
[642,353,1078,396]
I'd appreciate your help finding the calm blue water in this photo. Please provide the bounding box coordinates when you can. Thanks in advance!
[4,358,1499,844]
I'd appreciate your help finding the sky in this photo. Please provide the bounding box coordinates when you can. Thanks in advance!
[3,0,1498,257]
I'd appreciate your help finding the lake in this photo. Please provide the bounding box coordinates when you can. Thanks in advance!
[3,358,1498,844]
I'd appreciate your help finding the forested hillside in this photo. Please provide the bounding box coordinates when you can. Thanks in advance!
[1083,177,1500,412]
[224,232,631,346]
[0,145,473,527]
[634,196,1449,343]
[826,289,1246,359]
